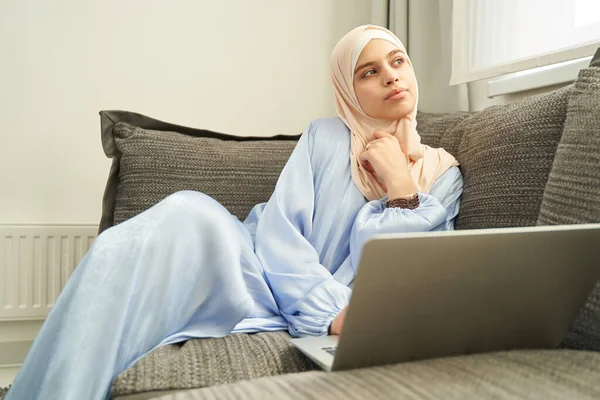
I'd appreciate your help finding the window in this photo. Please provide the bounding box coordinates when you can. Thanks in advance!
[451,0,600,85]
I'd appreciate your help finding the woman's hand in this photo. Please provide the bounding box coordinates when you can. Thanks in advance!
[329,306,348,336]
[359,130,415,198]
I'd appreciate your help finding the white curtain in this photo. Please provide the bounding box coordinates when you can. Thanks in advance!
[451,0,600,85]
[390,0,470,113]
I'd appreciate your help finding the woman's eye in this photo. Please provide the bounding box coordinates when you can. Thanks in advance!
[362,69,376,78]
[394,58,404,66]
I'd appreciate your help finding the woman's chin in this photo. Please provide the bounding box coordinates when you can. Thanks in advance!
[368,101,414,121]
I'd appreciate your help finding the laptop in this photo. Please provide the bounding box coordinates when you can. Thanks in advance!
[290,223,600,372]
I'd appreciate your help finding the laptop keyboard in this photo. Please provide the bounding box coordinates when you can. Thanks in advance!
[322,346,337,356]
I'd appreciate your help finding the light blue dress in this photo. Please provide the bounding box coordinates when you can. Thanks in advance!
[5,118,463,400]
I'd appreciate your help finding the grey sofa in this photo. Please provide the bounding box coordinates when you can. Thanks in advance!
[99,52,600,400]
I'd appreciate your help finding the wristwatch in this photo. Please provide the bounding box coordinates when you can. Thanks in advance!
[385,193,420,209]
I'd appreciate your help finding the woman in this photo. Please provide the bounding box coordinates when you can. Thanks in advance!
[5,25,462,400]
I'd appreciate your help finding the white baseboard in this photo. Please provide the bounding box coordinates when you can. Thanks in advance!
[0,320,43,343]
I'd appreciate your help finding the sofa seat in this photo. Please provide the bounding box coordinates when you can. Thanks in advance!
[111,332,317,399]
[149,349,600,400]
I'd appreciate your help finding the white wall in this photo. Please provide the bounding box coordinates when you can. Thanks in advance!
[0,0,375,225]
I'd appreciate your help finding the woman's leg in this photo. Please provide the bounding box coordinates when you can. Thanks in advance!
[5,191,255,400]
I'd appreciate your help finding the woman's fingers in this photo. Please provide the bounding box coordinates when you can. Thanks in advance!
[364,138,386,152]
[360,150,385,187]
[362,159,375,174]
[366,133,404,156]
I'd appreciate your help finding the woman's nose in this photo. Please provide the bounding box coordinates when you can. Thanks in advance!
[382,64,400,86]
[384,69,400,85]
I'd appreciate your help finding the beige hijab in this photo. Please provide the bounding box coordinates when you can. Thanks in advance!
[330,25,458,201]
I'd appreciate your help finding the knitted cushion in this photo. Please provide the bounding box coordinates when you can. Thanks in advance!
[537,65,600,351]
[450,86,572,230]
[98,110,299,234]
[416,110,472,156]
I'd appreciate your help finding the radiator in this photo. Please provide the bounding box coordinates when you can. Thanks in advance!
[0,225,98,321]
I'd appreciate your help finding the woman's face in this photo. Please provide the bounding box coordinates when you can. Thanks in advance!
[353,39,417,120]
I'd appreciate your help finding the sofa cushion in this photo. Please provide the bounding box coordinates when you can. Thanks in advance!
[148,349,600,400]
[110,332,317,398]
[415,111,472,154]
[443,86,572,230]
[537,73,600,225]
[98,110,299,234]
[537,65,600,351]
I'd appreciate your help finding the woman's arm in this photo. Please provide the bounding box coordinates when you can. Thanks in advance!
[326,166,462,336]
[254,122,351,338]
[349,166,463,274]
[350,130,463,272]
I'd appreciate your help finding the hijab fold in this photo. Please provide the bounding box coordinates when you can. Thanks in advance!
[330,25,458,201]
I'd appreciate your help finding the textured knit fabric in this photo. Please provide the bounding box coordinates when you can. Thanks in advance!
[150,349,600,400]
[98,110,300,234]
[415,111,472,156]
[450,86,573,230]
[538,67,600,351]
[111,122,297,229]
[537,69,600,225]
[110,332,316,398]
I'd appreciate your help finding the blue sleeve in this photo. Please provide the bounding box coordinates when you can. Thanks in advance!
[254,123,351,338]
[349,166,463,270]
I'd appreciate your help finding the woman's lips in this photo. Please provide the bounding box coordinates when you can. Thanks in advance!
[385,88,407,100]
